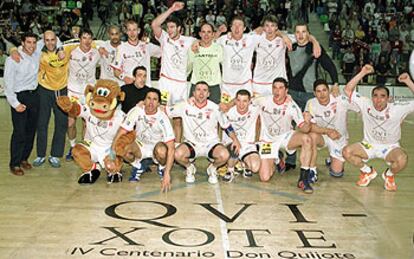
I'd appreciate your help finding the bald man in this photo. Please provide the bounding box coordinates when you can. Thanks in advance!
[32,30,72,168]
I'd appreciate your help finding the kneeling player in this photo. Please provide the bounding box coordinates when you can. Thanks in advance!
[113,89,175,192]
[223,90,261,182]
[255,78,314,193]
[305,79,359,181]
[168,81,241,184]
[343,65,414,191]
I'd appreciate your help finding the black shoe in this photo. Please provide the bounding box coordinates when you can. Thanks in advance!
[285,163,296,172]
[302,170,314,194]
[297,168,305,189]
[107,172,123,183]
[78,169,100,184]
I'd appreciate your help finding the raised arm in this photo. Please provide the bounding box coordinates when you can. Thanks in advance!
[151,1,185,39]
[344,64,374,98]
[398,72,414,94]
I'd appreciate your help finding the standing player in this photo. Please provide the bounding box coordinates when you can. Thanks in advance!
[255,78,314,193]
[343,65,414,191]
[168,81,241,184]
[112,89,175,192]
[98,25,123,86]
[252,15,288,97]
[187,22,223,104]
[66,28,101,161]
[222,89,261,182]
[111,19,161,87]
[305,79,358,181]
[152,2,197,141]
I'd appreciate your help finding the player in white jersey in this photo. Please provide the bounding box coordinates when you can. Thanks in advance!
[168,81,241,184]
[305,79,359,182]
[254,77,314,193]
[216,16,261,103]
[112,89,175,192]
[111,19,161,87]
[152,1,197,143]
[343,65,414,191]
[222,90,261,182]
[98,25,123,86]
[253,15,288,97]
[66,28,101,161]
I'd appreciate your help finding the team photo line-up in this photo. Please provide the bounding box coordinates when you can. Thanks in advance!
[4,2,414,194]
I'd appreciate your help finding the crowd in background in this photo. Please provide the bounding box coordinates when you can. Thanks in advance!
[1,0,414,85]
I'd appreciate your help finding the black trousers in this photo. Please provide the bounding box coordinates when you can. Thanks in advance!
[36,86,68,158]
[9,89,40,167]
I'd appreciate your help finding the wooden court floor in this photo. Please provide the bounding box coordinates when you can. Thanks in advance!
[0,99,413,259]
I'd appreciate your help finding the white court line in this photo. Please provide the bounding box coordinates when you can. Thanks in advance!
[213,183,230,259]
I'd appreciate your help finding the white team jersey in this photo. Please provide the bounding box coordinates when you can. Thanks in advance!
[167,100,230,145]
[305,95,359,142]
[350,91,414,144]
[98,40,123,86]
[68,47,100,94]
[217,33,261,84]
[224,105,260,144]
[121,106,175,145]
[253,35,287,83]
[254,95,305,142]
[79,105,125,147]
[156,30,196,81]
[111,41,161,87]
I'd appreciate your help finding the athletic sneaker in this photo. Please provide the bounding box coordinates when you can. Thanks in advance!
[302,170,313,194]
[243,169,253,178]
[185,163,196,183]
[207,164,218,184]
[222,171,235,183]
[157,167,165,180]
[33,157,46,167]
[65,147,73,161]
[356,167,377,187]
[129,166,144,182]
[309,169,318,183]
[48,156,61,168]
[285,163,296,172]
[276,157,286,174]
[382,169,397,191]
[325,157,332,167]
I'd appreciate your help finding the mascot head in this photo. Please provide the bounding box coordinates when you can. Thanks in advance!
[84,79,125,120]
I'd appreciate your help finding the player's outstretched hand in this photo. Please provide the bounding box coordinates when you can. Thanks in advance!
[161,174,171,193]
[398,72,412,85]
[171,1,185,12]
[98,47,109,58]
[361,64,374,75]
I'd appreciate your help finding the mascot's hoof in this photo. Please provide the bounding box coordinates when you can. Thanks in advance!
[78,169,101,184]
[107,172,123,184]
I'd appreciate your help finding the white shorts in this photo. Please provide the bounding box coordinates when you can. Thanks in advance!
[158,76,188,105]
[183,141,222,162]
[322,135,347,162]
[221,80,252,103]
[131,141,156,168]
[68,89,86,105]
[359,141,400,162]
[259,130,295,159]
[252,82,272,97]
[79,141,109,167]
[227,142,258,161]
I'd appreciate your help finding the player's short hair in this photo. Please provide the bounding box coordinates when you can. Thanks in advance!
[313,79,329,91]
[272,77,289,88]
[231,16,245,27]
[262,15,278,26]
[146,88,162,102]
[372,85,390,97]
[125,19,138,27]
[21,32,38,42]
[295,22,309,32]
[107,25,120,33]
[80,27,93,38]
[133,66,147,77]
[195,81,209,87]
[236,89,251,99]
[200,22,215,32]
[166,16,182,28]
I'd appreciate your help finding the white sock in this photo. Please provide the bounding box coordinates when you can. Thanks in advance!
[385,168,394,177]
[360,165,372,173]
[310,167,317,172]
[301,166,309,170]
[131,160,142,170]
[69,139,76,147]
